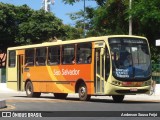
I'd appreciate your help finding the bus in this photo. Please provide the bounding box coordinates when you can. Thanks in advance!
[6,35,152,102]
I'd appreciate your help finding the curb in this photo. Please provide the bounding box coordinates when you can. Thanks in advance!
[0,99,6,109]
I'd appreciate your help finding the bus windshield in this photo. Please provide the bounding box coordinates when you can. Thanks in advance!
[109,38,151,80]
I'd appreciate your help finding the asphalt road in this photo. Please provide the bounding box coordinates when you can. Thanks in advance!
[0,92,160,120]
[3,96,160,111]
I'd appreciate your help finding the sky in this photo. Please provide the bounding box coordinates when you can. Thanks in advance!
[0,0,97,25]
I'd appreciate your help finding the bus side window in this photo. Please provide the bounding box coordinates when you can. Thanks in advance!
[76,42,92,64]
[48,46,60,65]
[25,49,34,66]
[62,44,75,64]
[87,56,91,63]
[8,50,16,67]
[35,47,46,66]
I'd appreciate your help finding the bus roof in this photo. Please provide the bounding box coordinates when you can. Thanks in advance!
[7,35,147,50]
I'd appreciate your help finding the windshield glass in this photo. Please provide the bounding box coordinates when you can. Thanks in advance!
[109,38,151,80]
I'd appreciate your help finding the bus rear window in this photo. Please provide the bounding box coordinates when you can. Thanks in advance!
[9,51,16,67]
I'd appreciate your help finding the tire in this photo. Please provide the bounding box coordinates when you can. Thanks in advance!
[78,84,91,101]
[54,93,68,99]
[25,81,41,98]
[112,95,124,103]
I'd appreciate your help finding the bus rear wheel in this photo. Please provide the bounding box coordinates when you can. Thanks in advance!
[112,95,124,103]
[78,84,91,101]
[54,93,68,99]
[25,81,41,98]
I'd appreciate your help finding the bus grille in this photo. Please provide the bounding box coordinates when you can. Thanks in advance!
[116,89,148,94]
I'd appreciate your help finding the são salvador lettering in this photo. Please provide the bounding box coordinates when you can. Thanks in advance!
[53,69,80,76]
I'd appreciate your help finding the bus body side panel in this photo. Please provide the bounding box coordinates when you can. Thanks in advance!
[7,51,18,91]
[7,67,17,90]
[23,63,94,94]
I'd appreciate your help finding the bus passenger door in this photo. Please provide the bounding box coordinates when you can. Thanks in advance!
[94,42,105,94]
[17,54,24,91]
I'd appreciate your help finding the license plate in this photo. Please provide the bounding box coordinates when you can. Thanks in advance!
[130,88,138,91]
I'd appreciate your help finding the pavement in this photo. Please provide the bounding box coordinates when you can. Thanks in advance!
[0,83,160,101]
[0,83,16,93]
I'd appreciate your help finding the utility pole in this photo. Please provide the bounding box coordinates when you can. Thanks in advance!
[129,0,132,35]
[42,0,55,12]
[76,0,93,37]
[82,0,95,37]
[83,0,86,38]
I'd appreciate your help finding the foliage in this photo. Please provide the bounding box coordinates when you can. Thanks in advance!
[129,0,160,45]
[1,0,160,64]
[61,24,83,40]
[128,0,160,63]
[0,3,16,52]
[65,0,129,37]
[16,9,65,45]
[62,0,106,6]
[91,0,128,35]
[0,2,80,53]
[63,0,160,63]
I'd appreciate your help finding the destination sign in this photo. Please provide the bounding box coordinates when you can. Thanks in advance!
[109,38,146,44]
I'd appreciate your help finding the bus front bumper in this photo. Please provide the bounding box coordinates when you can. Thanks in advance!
[105,83,151,95]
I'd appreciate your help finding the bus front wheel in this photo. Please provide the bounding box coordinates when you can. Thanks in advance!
[78,84,91,101]
[25,81,41,97]
[112,95,124,103]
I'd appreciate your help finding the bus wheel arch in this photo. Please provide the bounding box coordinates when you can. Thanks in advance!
[75,79,91,101]
[25,80,41,98]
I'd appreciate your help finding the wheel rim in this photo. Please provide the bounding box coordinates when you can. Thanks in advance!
[80,86,86,97]
[27,84,32,95]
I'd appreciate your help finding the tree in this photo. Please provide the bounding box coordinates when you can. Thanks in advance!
[129,0,160,45]
[62,0,106,6]
[63,0,160,43]
[62,24,83,40]
[129,0,160,64]
[89,0,128,36]
[64,0,129,36]
[63,0,160,63]
[0,3,80,46]
[0,3,17,52]
[16,9,66,44]
[0,2,80,67]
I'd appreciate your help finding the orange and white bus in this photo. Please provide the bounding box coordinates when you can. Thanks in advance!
[6,35,152,102]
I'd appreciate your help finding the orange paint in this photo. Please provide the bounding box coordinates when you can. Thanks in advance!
[23,62,94,94]
[17,50,24,55]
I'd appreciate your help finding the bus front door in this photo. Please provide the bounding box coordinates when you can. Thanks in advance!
[94,42,105,94]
